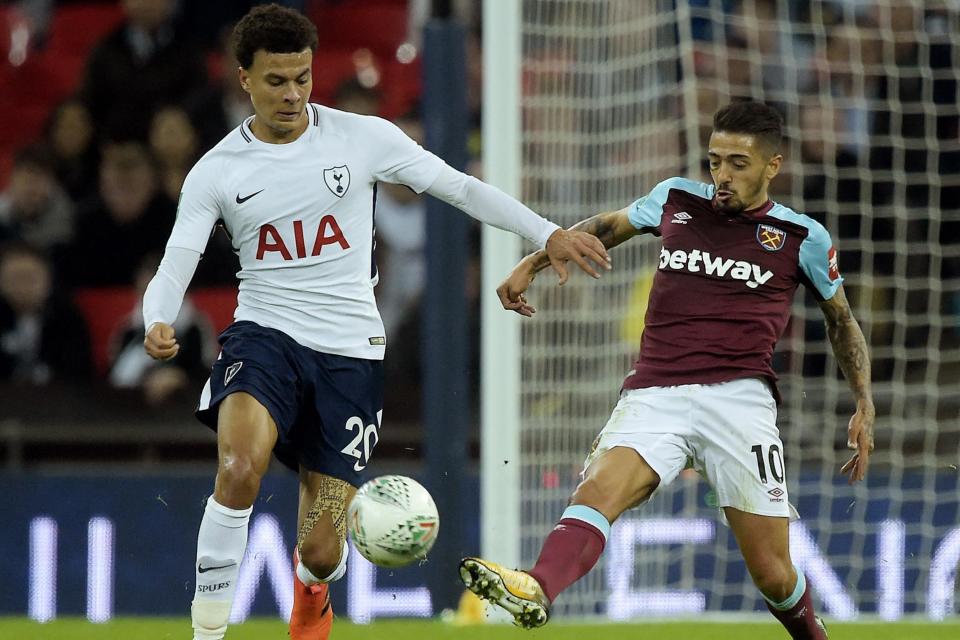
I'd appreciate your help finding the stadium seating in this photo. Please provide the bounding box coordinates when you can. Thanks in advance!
[310,48,364,104]
[309,2,409,59]
[73,286,237,376]
[45,2,124,58]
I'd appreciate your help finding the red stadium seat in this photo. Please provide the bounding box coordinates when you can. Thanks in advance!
[73,287,138,377]
[46,2,125,57]
[310,3,408,58]
[74,286,237,377]
[310,48,368,105]
[190,287,237,335]
[0,149,12,190]
[0,52,85,151]
[379,57,420,120]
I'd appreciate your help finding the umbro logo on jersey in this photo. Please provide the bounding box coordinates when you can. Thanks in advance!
[323,165,351,198]
[235,189,264,204]
[658,247,774,289]
[224,362,243,386]
[671,211,692,224]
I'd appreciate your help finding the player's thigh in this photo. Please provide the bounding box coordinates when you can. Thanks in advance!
[300,353,384,484]
[577,388,694,522]
[297,467,357,562]
[573,446,662,522]
[216,391,279,476]
[724,507,794,591]
[692,378,793,519]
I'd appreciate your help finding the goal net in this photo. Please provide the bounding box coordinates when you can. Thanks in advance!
[485,0,960,620]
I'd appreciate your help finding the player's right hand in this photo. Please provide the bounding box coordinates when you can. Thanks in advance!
[144,322,180,361]
[497,259,538,317]
[544,229,611,285]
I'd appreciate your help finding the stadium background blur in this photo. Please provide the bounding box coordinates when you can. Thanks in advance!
[1,0,958,636]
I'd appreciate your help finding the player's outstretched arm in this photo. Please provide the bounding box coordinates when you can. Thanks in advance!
[819,285,875,483]
[497,209,642,316]
[423,165,610,278]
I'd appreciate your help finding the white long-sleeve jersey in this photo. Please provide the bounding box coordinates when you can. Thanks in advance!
[143,104,559,360]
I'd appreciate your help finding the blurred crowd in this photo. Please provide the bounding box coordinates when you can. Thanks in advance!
[2,0,957,431]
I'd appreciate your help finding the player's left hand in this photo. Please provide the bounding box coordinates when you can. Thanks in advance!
[840,402,875,483]
[544,229,611,285]
[497,258,539,317]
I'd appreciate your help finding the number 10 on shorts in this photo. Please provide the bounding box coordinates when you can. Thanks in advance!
[751,444,784,484]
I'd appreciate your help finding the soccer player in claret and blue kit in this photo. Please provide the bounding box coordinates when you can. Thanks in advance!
[460,102,875,639]
[140,4,609,640]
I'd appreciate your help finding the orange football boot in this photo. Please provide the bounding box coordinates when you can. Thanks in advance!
[290,548,333,640]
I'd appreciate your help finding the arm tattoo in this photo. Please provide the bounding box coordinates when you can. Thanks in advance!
[570,214,621,248]
[297,475,350,549]
[822,292,872,404]
[528,211,634,274]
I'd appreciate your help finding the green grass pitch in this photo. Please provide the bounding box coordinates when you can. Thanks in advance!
[2,618,958,640]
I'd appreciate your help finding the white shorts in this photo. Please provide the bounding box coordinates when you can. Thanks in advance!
[585,377,796,519]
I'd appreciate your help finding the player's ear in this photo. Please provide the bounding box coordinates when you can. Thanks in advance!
[238,67,251,93]
[766,153,783,181]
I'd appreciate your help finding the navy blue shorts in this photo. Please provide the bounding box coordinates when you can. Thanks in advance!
[196,321,384,486]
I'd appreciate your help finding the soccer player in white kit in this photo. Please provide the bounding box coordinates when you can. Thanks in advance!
[141,5,610,640]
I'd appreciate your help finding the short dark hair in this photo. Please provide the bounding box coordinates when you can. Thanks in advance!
[232,3,318,70]
[713,101,784,154]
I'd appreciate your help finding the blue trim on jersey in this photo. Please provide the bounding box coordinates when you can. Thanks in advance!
[628,177,714,230]
[764,566,806,610]
[767,204,843,300]
[561,505,611,541]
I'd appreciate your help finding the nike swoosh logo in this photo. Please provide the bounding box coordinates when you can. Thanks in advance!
[235,189,264,204]
[198,562,236,573]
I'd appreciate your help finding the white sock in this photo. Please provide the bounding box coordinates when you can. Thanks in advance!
[191,497,252,640]
[296,538,349,585]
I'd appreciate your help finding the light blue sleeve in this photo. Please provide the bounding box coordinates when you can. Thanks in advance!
[626,177,713,230]
[799,221,843,300]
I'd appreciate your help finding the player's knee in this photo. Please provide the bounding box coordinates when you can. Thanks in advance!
[217,454,265,502]
[750,560,795,601]
[571,475,652,520]
[300,535,343,580]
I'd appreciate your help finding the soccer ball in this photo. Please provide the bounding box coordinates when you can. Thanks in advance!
[347,475,440,568]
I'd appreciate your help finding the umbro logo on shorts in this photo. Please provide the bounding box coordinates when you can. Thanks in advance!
[224,362,243,386]
[768,487,785,502]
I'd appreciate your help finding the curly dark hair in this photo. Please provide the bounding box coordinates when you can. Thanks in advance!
[232,3,318,70]
[713,101,784,155]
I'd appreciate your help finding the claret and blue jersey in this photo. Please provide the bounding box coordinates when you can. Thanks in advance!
[623,177,844,399]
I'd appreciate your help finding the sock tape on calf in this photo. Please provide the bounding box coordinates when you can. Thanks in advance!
[764,565,806,611]
[561,505,611,541]
[298,538,349,585]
